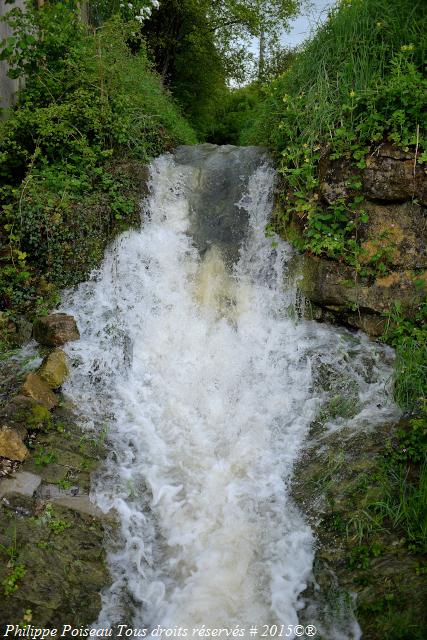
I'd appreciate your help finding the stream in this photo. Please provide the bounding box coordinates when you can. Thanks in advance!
[60,145,398,638]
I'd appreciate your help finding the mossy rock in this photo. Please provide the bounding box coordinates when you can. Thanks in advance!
[0,496,110,628]
[38,349,69,389]
[0,395,51,435]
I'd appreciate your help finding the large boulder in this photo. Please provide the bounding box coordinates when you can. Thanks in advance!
[38,348,69,389]
[21,373,58,410]
[0,426,29,461]
[33,313,80,347]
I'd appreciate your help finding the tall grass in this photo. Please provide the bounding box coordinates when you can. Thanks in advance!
[394,336,427,411]
[375,464,427,552]
[242,0,426,153]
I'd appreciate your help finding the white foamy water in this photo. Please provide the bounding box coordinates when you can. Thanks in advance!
[61,147,398,637]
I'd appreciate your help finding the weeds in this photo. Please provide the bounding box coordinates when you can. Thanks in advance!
[0,529,25,597]
[33,447,57,467]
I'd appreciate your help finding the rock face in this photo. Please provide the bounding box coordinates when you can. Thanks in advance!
[293,421,427,639]
[363,143,427,205]
[33,313,80,347]
[21,373,58,410]
[289,144,427,335]
[0,404,110,628]
[0,395,50,436]
[299,256,426,336]
[0,426,28,461]
[38,348,69,388]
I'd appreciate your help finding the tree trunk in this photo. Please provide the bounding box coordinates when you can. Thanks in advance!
[258,29,266,83]
[77,1,89,24]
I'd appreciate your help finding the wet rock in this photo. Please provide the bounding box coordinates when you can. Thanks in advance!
[0,395,51,435]
[298,255,426,336]
[51,494,106,518]
[33,313,80,347]
[0,471,42,498]
[38,348,69,389]
[21,373,58,410]
[0,426,29,461]
[0,402,111,627]
[0,496,110,628]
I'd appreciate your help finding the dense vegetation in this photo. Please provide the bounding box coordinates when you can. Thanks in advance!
[0,1,197,322]
[243,0,426,261]
[242,0,427,409]
[0,0,302,326]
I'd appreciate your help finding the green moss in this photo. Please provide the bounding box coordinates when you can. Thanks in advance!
[27,405,52,431]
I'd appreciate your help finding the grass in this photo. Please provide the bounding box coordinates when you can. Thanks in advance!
[394,335,427,411]
[241,0,427,266]
[374,463,427,552]
[243,0,426,153]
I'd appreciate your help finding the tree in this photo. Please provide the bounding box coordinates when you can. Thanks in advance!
[142,0,301,83]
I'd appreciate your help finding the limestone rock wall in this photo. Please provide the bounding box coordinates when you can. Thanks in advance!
[291,143,427,336]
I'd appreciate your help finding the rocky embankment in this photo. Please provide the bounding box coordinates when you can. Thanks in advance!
[0,314,110,629]
[294,418,426,638]
[286,143,427,336]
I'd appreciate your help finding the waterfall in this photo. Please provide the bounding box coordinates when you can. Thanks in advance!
[61,145,398,637]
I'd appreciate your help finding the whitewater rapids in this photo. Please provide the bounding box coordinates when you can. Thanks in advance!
[61,145,397,638]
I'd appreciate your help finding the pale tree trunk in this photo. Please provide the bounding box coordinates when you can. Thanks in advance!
[77,1,90,24]
[258,28,266,83]
[0,0,27,114]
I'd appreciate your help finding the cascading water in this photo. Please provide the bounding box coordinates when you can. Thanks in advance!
[61,145,398,638]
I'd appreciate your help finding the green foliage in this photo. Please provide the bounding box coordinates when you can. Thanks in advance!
[48,518,71,535]
[27,405,52,431]
[142,0,301,85]
[33,447,57,467]
[0,529,25,597]
[382,301,427,412]
[0,2,195,319]
[369,463,427,554]
[140,0,301,136]
[348,542,383,571]
[36,503,71,535]
[57,478,73,490]
[243,0,427,263]
[2,562,25,597]
[208,85,260,145]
